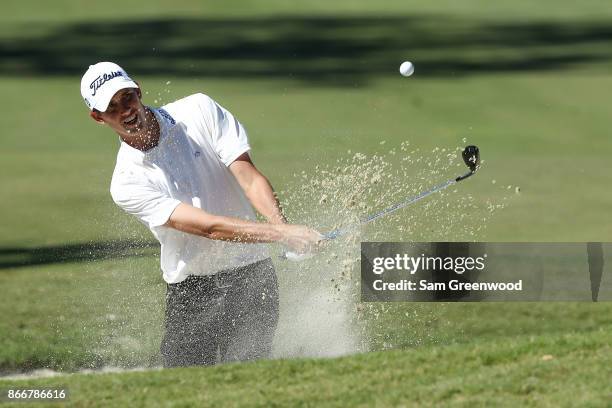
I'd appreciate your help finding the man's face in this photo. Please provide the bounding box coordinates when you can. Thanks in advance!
[90,88,148,137]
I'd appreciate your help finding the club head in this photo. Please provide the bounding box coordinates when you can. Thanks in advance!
[462,145,480,172]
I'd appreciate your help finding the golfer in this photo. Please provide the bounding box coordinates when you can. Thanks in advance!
[80,62,321,367]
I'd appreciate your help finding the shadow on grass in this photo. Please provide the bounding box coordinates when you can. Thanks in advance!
[1,15,612,84]
[0,240,159,269]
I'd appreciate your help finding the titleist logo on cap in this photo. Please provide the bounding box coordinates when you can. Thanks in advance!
[89,70,123,96]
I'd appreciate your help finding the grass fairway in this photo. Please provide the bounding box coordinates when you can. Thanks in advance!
[1,0,612,406]
[1,328,610,407]
[3,73,612,245]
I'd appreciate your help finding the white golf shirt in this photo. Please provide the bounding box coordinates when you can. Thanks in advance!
[110,93,269,283]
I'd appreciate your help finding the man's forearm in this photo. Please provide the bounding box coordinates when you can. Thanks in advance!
[166,203,283,243]
[206,214,284,242]
[245,175,287,224]
[228,155,287,224]
[166,202,320,253]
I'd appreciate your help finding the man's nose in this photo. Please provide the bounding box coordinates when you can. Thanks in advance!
[120,99,133,112]
[120,107,133,118]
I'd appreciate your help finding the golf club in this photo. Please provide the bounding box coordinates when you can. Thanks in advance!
[282,145,480,261]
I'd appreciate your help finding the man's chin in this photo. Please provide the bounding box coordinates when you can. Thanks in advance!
[125,123,150,136]
[124,126,141,134]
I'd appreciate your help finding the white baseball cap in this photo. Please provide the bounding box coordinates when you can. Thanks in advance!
[80,62,139,112]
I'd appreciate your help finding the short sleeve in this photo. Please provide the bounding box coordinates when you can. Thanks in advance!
[110,171,181,229]
[196,94,251,166]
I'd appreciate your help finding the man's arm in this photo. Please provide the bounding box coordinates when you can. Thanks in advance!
[164,202,319,253]
[229,153,287,224]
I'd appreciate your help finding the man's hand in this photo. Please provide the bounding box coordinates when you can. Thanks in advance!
[278,224,324,254]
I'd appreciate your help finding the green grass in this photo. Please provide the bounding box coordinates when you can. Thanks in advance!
[1,0,612,405]
[3,0,612,22]
[1,328,610,407]
[2,73,612,246]
[2,251,610,373]
[0,257,165,372]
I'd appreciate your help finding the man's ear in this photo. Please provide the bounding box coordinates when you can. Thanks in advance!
[135,83,142,99]
[89,110,105,124]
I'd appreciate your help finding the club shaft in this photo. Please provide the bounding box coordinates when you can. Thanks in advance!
[324,170,473,240]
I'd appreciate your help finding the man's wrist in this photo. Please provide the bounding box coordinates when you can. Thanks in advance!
[269,214,287,224]
[270,223,287,242]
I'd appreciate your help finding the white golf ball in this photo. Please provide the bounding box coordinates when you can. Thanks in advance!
[399,61,414,77]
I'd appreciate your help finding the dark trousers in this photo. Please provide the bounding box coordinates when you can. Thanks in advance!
[160,258,279,368]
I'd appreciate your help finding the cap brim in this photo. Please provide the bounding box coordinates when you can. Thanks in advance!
[91,78,139,112]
